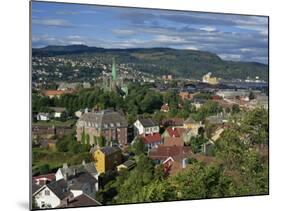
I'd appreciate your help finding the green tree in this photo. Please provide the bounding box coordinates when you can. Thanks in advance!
[131,138,146,155]
[190,135,208,153]
[38,164,50,174]
[97,136,107,147]
[81,129,86,145]
[231,104,240,114]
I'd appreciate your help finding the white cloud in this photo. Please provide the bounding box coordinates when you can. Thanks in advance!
[32,18,72,27]
[184,46,199,50]
[154,35,185,43]
[240,48,253,52]
[112,29,137,36]
[200,26,216,32]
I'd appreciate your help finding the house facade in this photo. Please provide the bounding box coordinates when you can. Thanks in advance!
[183,117,203,134]
[133,118,159,136]
[162,127,195,145]
[76,110,128,146]
[141,133,163,149]
[91,146,122,174]
[33,181,66,208]
[33,167,99,209]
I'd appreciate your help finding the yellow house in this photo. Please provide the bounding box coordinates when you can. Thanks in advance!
[91,146,122,174]
[183,117,202,134]
[184,117,198,128]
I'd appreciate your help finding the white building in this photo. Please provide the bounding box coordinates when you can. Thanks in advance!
[133,118,159,136]
[33,179,71,209]
[36,113,50,121]
[33,162,99,209]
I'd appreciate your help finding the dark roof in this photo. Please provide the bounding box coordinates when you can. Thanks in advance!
[46,179,70,200]
[161,118,184,127]
[83,162,98,176]
[67,172,97,190]
[32,182,43,194]
[79,110,128,129]
[138,118,157,127]
[58,162,98,178]
[57,194,101,208]
[99,146,121,156]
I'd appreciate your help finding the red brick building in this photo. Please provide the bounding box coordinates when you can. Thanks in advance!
[76,110,128,146]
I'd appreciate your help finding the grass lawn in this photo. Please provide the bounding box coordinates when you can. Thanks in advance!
[32,147,90,175]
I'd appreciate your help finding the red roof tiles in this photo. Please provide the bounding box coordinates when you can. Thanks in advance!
[164,137,184,147]
[142,133,162,144]
[149,145,192,161]
[43,89,74,97]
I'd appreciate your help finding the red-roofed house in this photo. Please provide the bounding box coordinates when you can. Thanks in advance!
[141,133,163,149]
[43,89,74,99]
[164,137,184,147]
[148,145,192,164]
[162,127,194,144]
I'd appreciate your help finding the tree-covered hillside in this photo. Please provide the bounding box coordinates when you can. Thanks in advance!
[32,45,268,81]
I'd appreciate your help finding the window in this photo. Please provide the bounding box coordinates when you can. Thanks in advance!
[41,201,45,208]
[45,190,50,196]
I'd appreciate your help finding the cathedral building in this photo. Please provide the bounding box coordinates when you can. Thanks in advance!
[103,58,128,97]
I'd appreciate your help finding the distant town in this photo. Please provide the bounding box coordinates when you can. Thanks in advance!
[32,50,268,209]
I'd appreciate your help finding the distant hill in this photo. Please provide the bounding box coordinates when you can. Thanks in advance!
[32,45,268,81]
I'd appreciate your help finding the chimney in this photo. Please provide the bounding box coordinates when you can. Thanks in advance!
[64,172,69,181]
[63,163,68,169]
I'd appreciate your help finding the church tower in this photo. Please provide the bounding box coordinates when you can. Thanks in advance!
[112,57,117,81]
[110,57,117,91]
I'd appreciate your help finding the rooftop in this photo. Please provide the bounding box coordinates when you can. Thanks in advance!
[98,146,122,156]
[79,110,128,129]
[57,194,101,208]
[142,133,162,144]
[149,145,192,161]
[138,118,158,127]
[184,116,197,124]
[46,179,70,200]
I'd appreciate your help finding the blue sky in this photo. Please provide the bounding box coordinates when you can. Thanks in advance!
[32,1,268,64]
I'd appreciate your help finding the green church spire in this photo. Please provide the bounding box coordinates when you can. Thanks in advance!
[112,57,117,81]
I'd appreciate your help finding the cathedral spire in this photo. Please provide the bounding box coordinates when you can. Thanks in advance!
[112,57,117,81]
